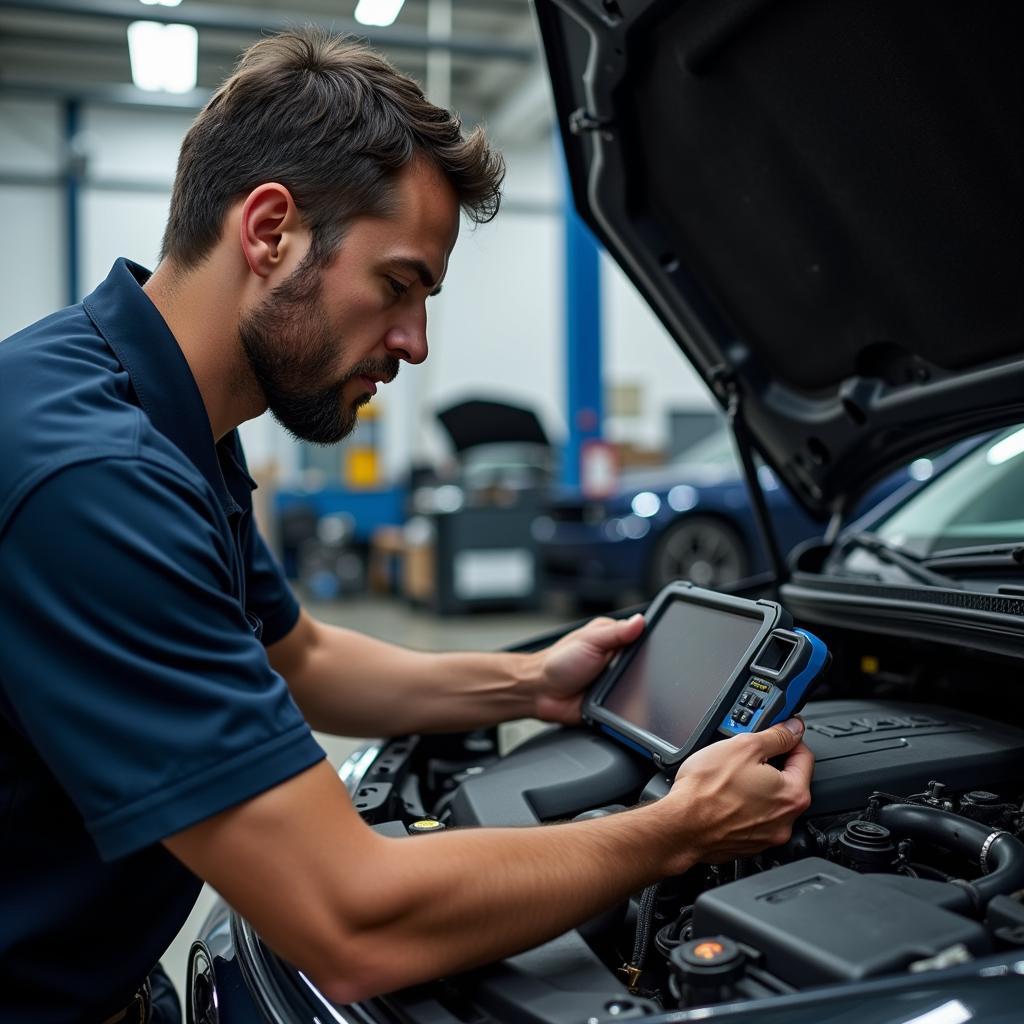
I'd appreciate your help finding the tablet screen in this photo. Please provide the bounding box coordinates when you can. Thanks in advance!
[598,598,763,748]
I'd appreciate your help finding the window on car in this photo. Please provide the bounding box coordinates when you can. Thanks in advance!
[874,425,1024,557]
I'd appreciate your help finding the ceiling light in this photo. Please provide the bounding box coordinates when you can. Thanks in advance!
[128,21,197,93]
[139,0,183,6]
[354,0,406,28]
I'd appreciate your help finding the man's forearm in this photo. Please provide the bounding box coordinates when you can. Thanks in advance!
[269,611,541,736]
[167,726,811,1006]
[320,797,688,1002]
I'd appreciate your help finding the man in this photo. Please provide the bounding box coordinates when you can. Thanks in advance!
[0,30,813,1023]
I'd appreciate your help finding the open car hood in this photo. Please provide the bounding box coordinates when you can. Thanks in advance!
[436,398,552,452]
[535,0,1023,517]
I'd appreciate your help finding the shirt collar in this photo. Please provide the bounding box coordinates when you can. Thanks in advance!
[83,258,254,513]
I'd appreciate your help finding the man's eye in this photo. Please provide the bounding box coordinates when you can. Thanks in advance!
[387,277,409,299]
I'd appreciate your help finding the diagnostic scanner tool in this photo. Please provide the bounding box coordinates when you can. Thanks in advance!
[583,582,829,771]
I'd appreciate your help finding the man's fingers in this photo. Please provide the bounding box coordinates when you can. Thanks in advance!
[583,613,644,651]
[781,741,815,788]
[754,718,804,761]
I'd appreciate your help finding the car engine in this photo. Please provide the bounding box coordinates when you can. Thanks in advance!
[351,687,1024,1020]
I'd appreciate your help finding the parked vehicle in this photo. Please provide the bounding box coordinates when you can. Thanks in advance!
[536,426,933,605]
[188,2,1023,1022]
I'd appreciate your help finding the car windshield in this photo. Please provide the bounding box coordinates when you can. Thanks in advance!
[872,425,1024,558]
[674,428,739,470]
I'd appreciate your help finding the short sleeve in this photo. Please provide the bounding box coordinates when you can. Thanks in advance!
[0,455,324,861]
[244,522,300,646]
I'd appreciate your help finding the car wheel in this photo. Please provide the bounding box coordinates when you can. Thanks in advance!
[648,516,748,594]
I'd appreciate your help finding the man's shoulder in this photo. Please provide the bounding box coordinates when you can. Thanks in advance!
[0,306,212,540]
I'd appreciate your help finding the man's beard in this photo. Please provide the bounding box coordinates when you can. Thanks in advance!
[239,259,399,446]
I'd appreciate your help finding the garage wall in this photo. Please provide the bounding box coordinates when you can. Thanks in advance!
[0,98,710,480]
[0,99,65,333]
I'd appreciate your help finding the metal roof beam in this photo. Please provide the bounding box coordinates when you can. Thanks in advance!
[0,0,537,61]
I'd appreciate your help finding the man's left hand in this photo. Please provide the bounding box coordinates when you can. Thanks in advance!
[529,614,645,724]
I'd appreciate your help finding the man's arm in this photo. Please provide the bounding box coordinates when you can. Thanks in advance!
[267,608,644,736]
[164,720,812,1004]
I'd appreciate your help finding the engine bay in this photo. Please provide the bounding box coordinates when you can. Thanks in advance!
[349,635,1024,1022]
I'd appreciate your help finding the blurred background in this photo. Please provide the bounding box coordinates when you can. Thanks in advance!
[0,0,829,620]
[1,2,945,1001]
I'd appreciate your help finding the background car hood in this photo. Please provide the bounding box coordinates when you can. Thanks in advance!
[534,0,1023,518]
[436,398,552,452]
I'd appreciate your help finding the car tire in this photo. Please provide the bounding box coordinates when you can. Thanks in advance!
[648,515,749,594]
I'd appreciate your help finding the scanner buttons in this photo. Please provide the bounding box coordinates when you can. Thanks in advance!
[732,685,773,726]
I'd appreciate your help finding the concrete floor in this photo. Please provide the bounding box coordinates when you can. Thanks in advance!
[162,594,571,1007]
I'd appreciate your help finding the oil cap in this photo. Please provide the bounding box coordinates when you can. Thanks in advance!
[669,936,745,1006]
[407,818,446,835]
[838,820,895,870]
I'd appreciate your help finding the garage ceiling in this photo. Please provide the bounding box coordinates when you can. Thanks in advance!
[0,0,552,138]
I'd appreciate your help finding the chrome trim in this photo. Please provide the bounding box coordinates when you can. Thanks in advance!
[186,940,219,1024]
[232,913,382,1023]
[337,742,385,797]
[980,830,1010,874]
[298,971,385,1024]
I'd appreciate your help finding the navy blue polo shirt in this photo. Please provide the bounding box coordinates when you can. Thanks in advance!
[0,259,326,1022]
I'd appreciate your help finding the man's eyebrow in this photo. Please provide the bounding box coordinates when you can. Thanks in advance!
[391,257,443,297]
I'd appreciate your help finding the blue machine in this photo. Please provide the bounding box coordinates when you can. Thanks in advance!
[584,582,829,770]
[716,627,829,737]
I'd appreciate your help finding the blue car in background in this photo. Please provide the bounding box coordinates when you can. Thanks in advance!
[536,427,932,604]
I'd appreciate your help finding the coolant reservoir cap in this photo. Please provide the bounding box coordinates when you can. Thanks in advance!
[407,819,446,835]
[672,936,744,979]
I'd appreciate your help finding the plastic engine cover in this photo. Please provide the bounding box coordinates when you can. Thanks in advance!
[800,700,1024,814]
[692,858,991,986]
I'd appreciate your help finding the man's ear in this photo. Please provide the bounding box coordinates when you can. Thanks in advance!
[239,183,305,279]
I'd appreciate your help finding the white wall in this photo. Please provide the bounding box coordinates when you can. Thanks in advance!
[0,98,709,481]
[0,99,64,335]
[601,250,716,449]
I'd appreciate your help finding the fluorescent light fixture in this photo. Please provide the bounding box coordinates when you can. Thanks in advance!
[139,0,183,6]
[354,0,406,28]
[128,21,197,93]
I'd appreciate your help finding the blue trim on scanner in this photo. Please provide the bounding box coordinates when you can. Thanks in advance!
[599,723,654,761]
[717,629,829,734]
[773,628,829,725]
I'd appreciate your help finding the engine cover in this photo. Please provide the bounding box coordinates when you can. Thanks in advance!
[801,700,1024,814]
[692,858,991,986]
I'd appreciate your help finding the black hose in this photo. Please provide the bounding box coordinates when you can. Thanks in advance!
[876,803,1024,909]
[632,883,661,967]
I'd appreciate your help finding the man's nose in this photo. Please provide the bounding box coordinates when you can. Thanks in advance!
[383,310,428,365]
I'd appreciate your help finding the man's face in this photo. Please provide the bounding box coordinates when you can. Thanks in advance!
[240,158,460,445]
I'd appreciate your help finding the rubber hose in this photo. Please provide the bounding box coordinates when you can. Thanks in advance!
[876,803,1024,909]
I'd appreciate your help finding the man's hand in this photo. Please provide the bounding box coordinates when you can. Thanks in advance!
[529,614,645,724]
[660,718,814,872]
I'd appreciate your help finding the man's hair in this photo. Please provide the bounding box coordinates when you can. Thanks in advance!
[161,29,504,268]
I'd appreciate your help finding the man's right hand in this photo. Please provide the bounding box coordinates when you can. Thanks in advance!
[662,719,814,871]
[163,721,813,1002]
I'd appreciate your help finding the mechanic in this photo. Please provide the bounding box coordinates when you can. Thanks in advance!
[0,29,814,1024]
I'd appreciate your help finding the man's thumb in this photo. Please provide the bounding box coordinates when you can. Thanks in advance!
[758,717,804,759]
